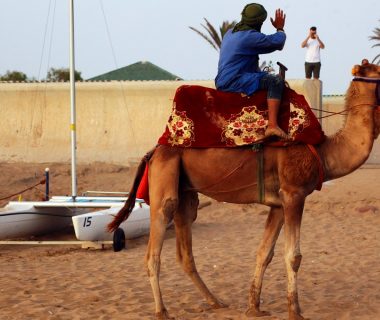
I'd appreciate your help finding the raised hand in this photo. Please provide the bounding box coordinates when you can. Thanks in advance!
[270,9,286,30]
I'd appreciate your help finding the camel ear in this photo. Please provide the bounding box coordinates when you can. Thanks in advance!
[351,65,361,76]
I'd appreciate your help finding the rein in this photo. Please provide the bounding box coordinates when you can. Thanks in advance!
[313,103,376,120]
[313,76,380,120]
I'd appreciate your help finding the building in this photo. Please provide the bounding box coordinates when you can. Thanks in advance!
[87,61,182,81]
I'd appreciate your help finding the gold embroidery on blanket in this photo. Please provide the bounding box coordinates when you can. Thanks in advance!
[222,106,268,146]
[288,103,310,139]
[167,104,195,146]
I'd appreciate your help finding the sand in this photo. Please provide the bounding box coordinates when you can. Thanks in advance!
[0,162,379,320]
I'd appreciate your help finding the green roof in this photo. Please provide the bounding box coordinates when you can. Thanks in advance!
[88,61,182,81]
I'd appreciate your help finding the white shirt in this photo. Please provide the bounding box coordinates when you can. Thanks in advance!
[305,38,321,63]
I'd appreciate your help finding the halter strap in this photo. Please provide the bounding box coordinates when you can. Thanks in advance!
[352,77,380,105]
[352,76,380,83]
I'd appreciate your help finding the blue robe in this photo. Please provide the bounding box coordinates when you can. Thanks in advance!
[215,29,286,95]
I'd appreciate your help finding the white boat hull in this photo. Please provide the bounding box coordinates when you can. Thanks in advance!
[0,196,132,240]
[72,202,150,241]
[0,202,81,239]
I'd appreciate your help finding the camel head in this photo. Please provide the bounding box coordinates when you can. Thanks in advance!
[351,61,380,138]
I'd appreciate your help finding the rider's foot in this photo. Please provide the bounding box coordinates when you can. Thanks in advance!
[265,126,289,140]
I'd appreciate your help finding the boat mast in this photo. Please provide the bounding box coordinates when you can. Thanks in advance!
[69,0,77,199]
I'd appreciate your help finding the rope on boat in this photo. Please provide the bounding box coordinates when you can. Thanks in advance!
[0,179,46,201]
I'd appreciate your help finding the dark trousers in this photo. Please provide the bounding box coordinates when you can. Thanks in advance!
[305,62,321,79]
[258,73,284,100]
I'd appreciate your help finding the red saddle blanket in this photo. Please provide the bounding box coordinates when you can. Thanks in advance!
[158,85,325,147]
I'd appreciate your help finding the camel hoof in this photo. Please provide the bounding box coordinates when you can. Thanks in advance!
[155,309,175,320]
[289,313,308,320]
[245,307,271,317]
[210,299,228,309]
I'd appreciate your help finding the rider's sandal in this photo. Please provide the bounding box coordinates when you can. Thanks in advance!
[264,126,289,140]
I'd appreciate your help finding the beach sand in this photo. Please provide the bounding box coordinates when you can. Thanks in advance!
[0,162,379,320]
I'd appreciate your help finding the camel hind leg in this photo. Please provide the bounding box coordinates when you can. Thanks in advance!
[174,190,227,309]
[145,148,180,320]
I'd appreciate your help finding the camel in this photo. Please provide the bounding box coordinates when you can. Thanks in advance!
[108,62,380,320]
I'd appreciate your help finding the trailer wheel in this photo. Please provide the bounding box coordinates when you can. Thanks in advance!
[113,228,126,252]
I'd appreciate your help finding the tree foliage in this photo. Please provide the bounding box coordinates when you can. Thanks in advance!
[189,18,267,70]
[189,18,237,51]
[46,67,83,82]
[369,21,380,64]
[0,70,28,82]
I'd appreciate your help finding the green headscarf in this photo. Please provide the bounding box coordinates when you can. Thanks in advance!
[232,3,267,33]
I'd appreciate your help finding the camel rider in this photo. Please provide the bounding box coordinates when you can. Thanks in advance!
[215,3,288,139]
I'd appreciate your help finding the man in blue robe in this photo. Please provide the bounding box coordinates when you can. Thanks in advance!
[215,3,287,139]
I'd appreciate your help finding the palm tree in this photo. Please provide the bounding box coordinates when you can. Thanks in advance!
[369,21,380,64]
[189,18,236,51]
[189,18,267,70]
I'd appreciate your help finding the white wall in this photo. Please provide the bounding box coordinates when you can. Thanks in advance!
[0,79,378,164]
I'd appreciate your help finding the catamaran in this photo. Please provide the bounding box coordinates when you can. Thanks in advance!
[0,196,124,240]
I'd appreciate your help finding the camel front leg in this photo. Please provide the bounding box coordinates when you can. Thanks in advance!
[174,191,227,309]
[246,206,284,317]
[281,190,307,320]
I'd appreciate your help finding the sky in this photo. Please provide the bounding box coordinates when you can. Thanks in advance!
[0,0,379,94]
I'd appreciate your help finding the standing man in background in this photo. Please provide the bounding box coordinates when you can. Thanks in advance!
[301,26,325,79]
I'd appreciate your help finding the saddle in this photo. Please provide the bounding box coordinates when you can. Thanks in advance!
[158,85,325,148]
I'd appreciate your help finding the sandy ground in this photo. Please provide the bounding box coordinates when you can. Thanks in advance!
[0,162,379,320]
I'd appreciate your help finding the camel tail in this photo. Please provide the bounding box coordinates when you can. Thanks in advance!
[107,148,155,232]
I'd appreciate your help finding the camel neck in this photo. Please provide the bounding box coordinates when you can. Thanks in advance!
[320,89,375,181]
